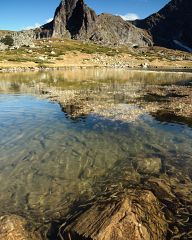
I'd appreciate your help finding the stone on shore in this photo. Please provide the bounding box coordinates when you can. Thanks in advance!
[0,42,8,51]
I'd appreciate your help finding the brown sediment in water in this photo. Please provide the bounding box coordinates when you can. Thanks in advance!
[139,84,192,121]
[39,77,192,125]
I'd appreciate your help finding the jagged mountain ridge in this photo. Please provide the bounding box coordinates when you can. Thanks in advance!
[133,0,192,51]
[38,0,153,47]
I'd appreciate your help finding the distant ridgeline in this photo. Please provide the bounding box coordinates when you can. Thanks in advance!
[132,0,192,52]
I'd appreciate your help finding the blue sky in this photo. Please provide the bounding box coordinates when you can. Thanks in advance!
[0,0,169,30]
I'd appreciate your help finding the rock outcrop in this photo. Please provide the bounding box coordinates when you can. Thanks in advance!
[0,30,35,50]
[38,0,153,47]
[12,30,35,48]
[133,0,192,51]
[59,190,167,240]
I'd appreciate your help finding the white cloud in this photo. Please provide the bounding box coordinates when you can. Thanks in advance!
[119,13,140,21]
[23,17,53,30]
[46,18,53,23]
[23,23,41,30]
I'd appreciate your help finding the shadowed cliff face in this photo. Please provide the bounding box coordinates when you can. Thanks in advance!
[133,0,192,51]
[51,0,97,39]
[67,0,85,36]
[39,0,153,47]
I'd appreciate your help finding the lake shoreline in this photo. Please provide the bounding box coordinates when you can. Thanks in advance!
[1,65,192,74]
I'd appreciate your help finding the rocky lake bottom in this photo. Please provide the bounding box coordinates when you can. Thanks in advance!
[0,68,192,239]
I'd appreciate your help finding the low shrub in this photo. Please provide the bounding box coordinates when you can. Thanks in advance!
[0,35,14,46]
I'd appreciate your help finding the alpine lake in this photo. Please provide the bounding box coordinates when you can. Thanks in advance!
[0,68,192,238]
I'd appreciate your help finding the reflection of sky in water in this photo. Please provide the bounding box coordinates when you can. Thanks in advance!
[0,70,192,224]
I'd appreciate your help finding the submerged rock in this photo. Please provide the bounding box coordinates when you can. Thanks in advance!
[146,175,192,239]
[139,84,192,125]
[0,215,41,240]
[60,190,167,240]
[135,157,162,174]
[146,177,176,203]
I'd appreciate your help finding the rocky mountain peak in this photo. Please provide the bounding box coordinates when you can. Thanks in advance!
[55,0,79,21]
[52,0,97,38]
[38,0,153,47]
